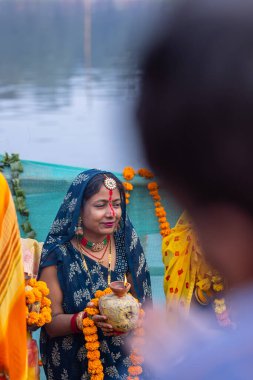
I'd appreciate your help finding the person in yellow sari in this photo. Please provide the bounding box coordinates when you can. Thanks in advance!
[162,212,227,325]
[0,173,27,380]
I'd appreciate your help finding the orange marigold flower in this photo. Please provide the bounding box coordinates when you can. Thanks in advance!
[158,217,167,223]
[35,281,50,296]
[27,312,40,325]
[85,341,100,351]
[149,190,159,197]
[91,298,99,307]
[83,317,95,327]
[130,353,144,365]
[91,373,104,380]
[153,194,161,201]
[85,333,99,343]
[126,199,130,204]
[86,307,99,316]
[154,201,161,207]
[128,366,143,376]
[125,192,130,199]
[25,290,36,304]
[88,359,103,374]
[138,168,154,178]
[123,167,135,181]
[160,222,170,230]
[161,229,171,237]
[103,288,113,295]
[123,182,133,191]
[38,359,43,366]
[83,326,97,335]
[87,349,100,360]
[94,290,104,298]
[41,297,51,307]
[33,287,43,302]
[147,182,158,191]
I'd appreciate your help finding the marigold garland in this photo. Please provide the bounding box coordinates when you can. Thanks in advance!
[25,278,52,327]
[127,308,145,380]
[83,287,145,380]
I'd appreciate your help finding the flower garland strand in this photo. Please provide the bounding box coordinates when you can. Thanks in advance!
[146,181,171,238]
[25,278,52,327]
[122,167,135,204]
[83,288,113,380]
[83,288,145,380]
[127,308,145,380]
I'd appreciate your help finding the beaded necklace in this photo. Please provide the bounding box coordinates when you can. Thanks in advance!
[78,238,112,285]
[81,234,110,252]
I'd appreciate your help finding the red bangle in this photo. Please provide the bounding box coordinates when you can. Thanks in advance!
[70,313,80,334]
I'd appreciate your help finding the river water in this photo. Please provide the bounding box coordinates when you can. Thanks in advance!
[0,0,166,172]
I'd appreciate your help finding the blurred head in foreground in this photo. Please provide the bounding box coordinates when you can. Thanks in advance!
[138,0,253,290]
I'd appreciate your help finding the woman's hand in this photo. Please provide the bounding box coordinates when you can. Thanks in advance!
[87,301,124,337]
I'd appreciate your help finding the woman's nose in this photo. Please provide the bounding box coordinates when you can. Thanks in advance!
[105,203,115,217]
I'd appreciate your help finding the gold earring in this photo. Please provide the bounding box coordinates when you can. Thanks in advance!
[75,216,83,239]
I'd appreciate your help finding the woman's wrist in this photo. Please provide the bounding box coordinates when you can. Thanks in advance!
[70,311,87,333]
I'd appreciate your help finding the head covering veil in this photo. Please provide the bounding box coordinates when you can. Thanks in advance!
[39,169,152,305]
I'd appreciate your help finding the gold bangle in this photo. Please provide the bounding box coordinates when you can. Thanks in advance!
[76,311,84,331]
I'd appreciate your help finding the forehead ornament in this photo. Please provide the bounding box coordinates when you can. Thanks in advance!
[104,176,117,191]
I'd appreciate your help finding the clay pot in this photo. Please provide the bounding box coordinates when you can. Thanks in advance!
[99,281,139,332]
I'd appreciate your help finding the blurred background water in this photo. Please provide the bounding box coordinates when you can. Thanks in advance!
[0,0,165,171]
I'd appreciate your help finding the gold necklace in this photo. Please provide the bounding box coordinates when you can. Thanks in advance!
[78,239,112,285]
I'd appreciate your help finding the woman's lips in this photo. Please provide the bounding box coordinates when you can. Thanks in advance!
[103,222,115,228]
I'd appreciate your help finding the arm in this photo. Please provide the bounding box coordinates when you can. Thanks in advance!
[40,266,76,337]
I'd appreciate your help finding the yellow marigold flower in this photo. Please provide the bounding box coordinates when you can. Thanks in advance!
[85,334,99,343]
[123,167,135,181]
[212,275,223,283]
[86,307,99,316]
[130,353,144,365]
[28,278,37,287]
[36,281,50,296]
[83,326,97,335]
[83,317,95,327]
[196,278,211,291]
[213,283,224,292]
[128,366,143,376]
[147,182,158,191]
[87,350,100,360]
[138,168,154,178]
[123,182,133,191]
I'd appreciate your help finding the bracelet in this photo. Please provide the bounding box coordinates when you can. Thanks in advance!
[70,313,80,334]
[70,311,88,333]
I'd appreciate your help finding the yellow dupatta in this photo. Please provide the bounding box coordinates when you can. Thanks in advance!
[0,173,27,379]
[162,212,219,313]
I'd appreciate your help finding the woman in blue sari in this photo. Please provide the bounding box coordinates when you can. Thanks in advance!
[39,169,152,379]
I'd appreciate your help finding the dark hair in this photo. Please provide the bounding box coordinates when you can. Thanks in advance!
[138,0,253,214]
[82,173,125,206]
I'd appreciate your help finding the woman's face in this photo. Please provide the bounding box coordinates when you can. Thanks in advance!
[81,184,122,238]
